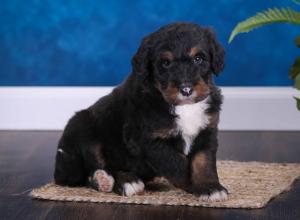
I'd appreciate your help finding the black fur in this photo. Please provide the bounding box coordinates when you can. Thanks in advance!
[54,22,227,197]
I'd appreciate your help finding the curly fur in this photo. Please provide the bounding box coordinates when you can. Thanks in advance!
[54,22,228,200]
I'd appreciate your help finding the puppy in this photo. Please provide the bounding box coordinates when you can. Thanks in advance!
[54,22,228,201]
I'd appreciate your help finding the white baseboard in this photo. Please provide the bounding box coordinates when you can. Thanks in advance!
[0,87,299,130]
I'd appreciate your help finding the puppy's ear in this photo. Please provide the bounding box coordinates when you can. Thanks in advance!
[131,35,153,83]
[206,29,225,75]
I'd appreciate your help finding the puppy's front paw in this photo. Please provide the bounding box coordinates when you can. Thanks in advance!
[113,171,145,196]
[122,180,145,196]
[91,169,115,192]
[190,182,228,202]
[199,189,228,202]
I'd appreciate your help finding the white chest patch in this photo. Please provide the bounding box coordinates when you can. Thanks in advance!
[175,98,210,155]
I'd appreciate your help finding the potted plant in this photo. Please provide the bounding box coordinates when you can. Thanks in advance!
[229,1,300,110]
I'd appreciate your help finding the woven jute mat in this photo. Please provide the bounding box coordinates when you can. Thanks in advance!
[30,160,300,209]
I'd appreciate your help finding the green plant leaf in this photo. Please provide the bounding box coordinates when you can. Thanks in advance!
[295,36,300,47]
[295,97,300,111]
[229,7,300,43]
[293,0,300,7]
[295,73,300,89]
[290,57,300,80]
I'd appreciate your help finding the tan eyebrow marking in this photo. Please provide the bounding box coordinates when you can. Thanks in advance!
[161,51,174,60]
[189,47,200,57]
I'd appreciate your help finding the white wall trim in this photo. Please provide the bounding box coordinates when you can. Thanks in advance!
[0,86,299,130]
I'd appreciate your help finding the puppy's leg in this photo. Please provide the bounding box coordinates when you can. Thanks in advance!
[82,142,115,192]
[113,171,145,196]
[188,128,228,202]
[189,150,228,202]
[54,110,114,191]
[144,138,189,189]
[54,111,90,186]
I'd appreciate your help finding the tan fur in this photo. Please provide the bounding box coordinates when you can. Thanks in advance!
[160,51,174,61]
[208,113,219,128]
[194,81,209,100]
[152,128,177,139]
[191,153,207,183]
[93,144,106,166]
[189,47,200,57]
[156,82,179,104]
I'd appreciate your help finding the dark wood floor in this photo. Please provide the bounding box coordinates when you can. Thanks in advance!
[0,131,300,220]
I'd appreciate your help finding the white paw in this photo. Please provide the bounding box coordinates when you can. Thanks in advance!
[123,180,145,196]
[93,169,114,192]
[199,190,228,202]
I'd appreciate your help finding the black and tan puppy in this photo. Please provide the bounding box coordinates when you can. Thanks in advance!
[54,22,228,201]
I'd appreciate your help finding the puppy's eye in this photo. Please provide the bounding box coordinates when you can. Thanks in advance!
[193,55,203,64]
[161,59,171,68]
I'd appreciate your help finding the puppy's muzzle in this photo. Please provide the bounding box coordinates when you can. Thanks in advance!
[179,84,193,97]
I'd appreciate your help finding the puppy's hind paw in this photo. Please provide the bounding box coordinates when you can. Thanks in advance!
[91,169,114,192]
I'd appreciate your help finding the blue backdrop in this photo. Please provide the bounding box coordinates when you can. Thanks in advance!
[0,0,298,86]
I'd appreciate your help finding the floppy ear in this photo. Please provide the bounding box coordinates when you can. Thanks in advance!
[131,35,153,83]
[206,29,225,75]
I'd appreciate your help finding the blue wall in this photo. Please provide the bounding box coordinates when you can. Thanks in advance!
[0,0,298,86]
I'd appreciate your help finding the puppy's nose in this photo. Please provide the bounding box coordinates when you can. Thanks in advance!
[179,85,193,97]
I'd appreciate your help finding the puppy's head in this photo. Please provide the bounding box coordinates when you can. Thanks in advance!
[132,22,225,105]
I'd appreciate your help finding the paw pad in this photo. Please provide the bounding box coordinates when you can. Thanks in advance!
[92,170,114,192]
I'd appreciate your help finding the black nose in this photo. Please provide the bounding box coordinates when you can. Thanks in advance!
[180,85,193,97]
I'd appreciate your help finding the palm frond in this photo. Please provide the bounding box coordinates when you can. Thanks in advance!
[295,97,300,111]
[229,7,300,43]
